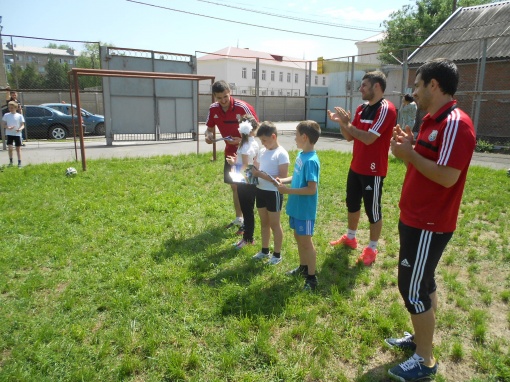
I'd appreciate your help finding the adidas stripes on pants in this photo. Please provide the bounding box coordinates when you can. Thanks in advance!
[345,168,384,224]
[397,220,453,314]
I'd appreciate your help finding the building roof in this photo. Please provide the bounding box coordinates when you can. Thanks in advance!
[2,44,80,57]
[355,32,386,45]
[408,1,510,64]
[197,46,315,70]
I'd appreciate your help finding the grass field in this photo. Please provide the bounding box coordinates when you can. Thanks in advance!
[0,151,509,381]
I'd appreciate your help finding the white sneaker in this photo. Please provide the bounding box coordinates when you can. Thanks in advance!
[252,251,271,260]
[234,217,244,227]
[267,256,282,265]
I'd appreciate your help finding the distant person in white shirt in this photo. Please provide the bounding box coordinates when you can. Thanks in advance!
[2,101,25,168]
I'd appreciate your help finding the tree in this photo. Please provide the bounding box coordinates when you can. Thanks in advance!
[46,43,73,50]
[8,64,44,89]
[75,42,114,90]
[45,56,69,89]
[379,0,498,64]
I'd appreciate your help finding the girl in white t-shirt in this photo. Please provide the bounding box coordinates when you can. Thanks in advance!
[250,122,290,265]
[226,115,260,249]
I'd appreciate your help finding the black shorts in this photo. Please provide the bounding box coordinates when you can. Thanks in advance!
[223,158,234,184]
[7,136,22,147]
[345,168,384,224]
[398,220,453,314]
[256,188,284,212]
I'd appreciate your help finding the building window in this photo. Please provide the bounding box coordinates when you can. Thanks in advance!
[261,70,266,80]
[315,76,318,85]
[271,71,275,81]
[242,89,247,94]
[278,89,283,96]
[69,59,74,65]
[322,77,326,85]
[38,67,45,73]
[252,69,256,79]
[279,72,283,82]
[295,73,298,83]
[271,91,274,96]
[242,68,247,79]
[287,91,291,96]
[287,73,291,83]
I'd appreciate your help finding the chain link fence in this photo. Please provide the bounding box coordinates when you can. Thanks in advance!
[2,35,508,148]
[0,35,101,113]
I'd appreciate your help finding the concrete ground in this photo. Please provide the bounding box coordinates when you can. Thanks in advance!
[2,122,509,171]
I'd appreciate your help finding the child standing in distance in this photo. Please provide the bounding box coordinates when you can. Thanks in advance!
[1,101,25,168]
[251,122,289,265]
[277,121,321,291]
[226,115,260,249]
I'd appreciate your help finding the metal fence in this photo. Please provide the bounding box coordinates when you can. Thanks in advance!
[2,35,509,148]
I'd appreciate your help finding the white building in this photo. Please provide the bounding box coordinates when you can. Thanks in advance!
[2,43,80,74]
[355,32,385,64]
[197,46,327,96]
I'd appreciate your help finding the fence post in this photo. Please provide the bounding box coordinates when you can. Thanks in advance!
[255,58,260,117]
[472,38,487,136]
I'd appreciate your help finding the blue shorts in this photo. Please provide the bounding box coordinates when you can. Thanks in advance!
[289,216,315,236]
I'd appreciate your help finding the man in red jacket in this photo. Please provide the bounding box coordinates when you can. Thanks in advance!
[205,80,258,233]
[386,58,476,382]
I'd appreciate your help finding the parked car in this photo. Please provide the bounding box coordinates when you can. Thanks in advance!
[41,103,105,135]
[2,105,85,139]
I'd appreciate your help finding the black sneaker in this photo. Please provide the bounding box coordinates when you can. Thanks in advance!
[286,265,308,277]
[388,354,438,381]
[303,276,318,291]
[385,331,417,351]
[235,224,245,235]
[225,217,243,229]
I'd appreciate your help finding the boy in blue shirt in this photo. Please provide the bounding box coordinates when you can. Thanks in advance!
[277,120,321,291]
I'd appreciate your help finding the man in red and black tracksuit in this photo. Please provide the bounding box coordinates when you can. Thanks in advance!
[386,58,476,381]
[205,80,258,233]
[327,71,397,266]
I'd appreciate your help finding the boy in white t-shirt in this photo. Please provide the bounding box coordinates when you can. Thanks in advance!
[2,101,25,168]
[251,122,290,265]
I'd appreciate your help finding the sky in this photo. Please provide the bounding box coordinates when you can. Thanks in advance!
[1,0,414,60]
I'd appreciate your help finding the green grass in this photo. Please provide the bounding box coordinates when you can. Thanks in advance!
[0,151,509,381]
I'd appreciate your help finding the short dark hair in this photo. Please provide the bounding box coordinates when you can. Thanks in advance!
[296,120,321,144]
[256,121,278,137]
[416,58,459,96]
[363,71,387,92]
[404,94,414,102]
[211,80,230,94]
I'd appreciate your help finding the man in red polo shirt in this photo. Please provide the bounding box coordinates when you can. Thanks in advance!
[205,80,258,233]
[386,58,476,381]
[327,71,397,266]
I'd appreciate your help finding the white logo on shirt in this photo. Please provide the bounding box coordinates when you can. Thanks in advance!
[365,185,373,191]
[429,130,438,141]
[214,114,219,119]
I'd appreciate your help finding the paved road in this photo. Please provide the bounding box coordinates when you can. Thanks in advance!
[2,122,509,170]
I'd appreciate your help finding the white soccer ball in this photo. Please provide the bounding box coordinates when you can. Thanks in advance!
[66,167,78,177]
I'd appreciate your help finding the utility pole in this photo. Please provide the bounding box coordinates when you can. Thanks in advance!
[0,16,8,88]
[452,0,457,13]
